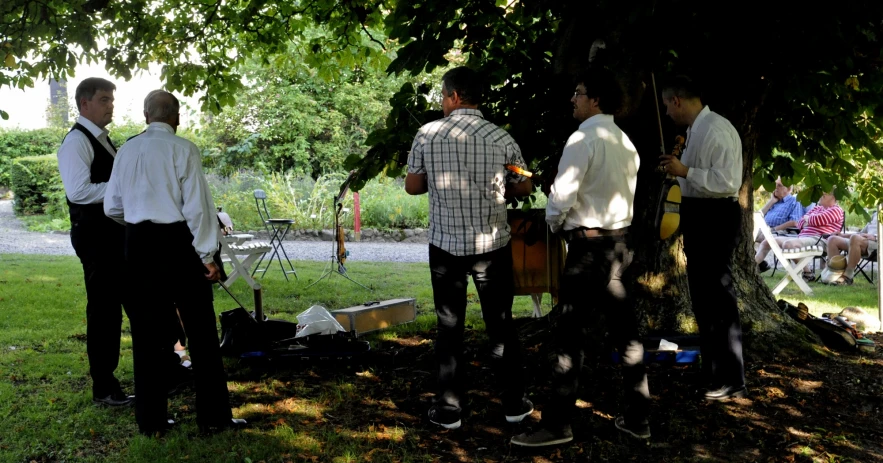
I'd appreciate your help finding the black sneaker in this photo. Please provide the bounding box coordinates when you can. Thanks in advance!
[198,418,247,435]
[139,419,177,437]
[93,391,135,407]
[167,364,195,396]
[428,406,461,430]
[704,385,748,401]
[615,416,651,439]
[510,426,573,447]
[504,398,534,423]
[758,261,770,273]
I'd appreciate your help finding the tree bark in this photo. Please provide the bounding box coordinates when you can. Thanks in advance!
[556,68,809,351]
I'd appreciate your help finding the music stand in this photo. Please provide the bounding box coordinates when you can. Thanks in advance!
[305,171,371,291]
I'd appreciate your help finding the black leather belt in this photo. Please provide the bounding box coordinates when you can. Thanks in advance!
[564,227,628,241]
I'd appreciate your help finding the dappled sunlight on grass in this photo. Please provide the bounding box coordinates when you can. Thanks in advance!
[790,379,824,394]
[773,403,805,418]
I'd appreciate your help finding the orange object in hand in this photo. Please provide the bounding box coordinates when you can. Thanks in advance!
[505,164,534,178]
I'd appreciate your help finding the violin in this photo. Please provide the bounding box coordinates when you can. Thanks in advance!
[654,135,685,240]
[337,202,348,271]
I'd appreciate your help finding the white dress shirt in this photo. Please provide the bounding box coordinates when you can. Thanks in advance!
[546,114,640,233]
[680,106,743,198]
[57,115,117,204]
[104,122,219,263]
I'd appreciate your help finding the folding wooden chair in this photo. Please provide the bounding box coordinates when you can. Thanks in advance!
[219,234,272,289]
[754,212,824,296]
[253,189,297,281]
[856,248,877,284]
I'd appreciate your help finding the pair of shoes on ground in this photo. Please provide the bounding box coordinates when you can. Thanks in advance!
[801,272,815,283]
[93,391,135,407]
[510,416,651,447]
[428,398,534,430]
[829,275,854,286]
[704,384,748,401]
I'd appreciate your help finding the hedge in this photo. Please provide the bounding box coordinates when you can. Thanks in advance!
[0,128,66,188]
[10,155,63,215]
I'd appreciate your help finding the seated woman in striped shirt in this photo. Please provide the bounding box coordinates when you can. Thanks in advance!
[755,190,844,280]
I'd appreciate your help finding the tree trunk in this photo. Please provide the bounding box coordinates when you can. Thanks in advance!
[612,75,805,351]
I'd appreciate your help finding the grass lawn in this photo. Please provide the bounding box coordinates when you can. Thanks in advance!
[761,270,880,320]
[0,253,547,463]
[0,253,880,462]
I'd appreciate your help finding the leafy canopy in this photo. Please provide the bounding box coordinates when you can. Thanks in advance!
[3,0,883,210]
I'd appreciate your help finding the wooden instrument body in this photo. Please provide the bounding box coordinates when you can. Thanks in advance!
[654,136,686,240]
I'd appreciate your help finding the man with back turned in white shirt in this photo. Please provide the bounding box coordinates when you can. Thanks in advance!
[56,77,136,407]
[104,90,245,436]
[658,75,747,401]
[511,69,649,447]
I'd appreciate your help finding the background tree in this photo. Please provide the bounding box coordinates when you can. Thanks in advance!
[4,0,883,340]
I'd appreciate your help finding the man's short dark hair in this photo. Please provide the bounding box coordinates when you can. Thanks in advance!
[661,75,702,101]
[575,69,623,115]
[75,77,116,111]
[441,67,484,105]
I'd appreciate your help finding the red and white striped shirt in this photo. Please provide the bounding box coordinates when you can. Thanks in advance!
[797,205,844,237]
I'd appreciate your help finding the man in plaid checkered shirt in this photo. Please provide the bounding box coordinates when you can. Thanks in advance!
[405,66,534,430]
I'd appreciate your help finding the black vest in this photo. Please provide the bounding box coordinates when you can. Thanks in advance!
[65,123,117,225]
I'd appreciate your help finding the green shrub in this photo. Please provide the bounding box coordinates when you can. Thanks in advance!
[208,172,430,232]
[0,128,66,188]
[10,155,61,215]
[359,177,429,229]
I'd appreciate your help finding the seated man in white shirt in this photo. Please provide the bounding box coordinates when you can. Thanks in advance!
[824,211,878,286]
[104,90,245,436]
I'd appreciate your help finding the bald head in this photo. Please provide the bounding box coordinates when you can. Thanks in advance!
[143,90,180,129]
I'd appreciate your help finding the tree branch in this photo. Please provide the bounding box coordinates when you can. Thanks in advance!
[361,24,386,51]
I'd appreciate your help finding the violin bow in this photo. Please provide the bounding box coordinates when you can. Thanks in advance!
[650,72,666,156]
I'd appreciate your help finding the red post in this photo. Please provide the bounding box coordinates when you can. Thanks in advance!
[353,192,362,242]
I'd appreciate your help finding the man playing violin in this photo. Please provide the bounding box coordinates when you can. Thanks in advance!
[659,75,747,401]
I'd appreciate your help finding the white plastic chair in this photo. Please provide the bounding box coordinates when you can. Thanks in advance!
[754,212,823,296]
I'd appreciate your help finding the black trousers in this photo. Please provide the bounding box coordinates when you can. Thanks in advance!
[125,221,232,433]
[540,232,649,430]
[70,217,129,399]
[681,197,745,388]
[428,243,526,413]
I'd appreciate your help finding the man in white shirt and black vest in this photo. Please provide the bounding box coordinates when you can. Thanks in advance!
[511,69,650,447]
[104,90,245,436]
[659,75,747,401]
[56,77,136,407]
[405,66,534,430]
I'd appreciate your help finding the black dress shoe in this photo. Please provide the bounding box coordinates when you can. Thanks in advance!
[198,418,247,434]
[139,419,177,437]
[704,385,748,401]
[167,365,196,396]
[93,391,135,407]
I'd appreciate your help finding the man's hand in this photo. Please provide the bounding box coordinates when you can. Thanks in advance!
[659,154,688,177]
[204,262,221,281]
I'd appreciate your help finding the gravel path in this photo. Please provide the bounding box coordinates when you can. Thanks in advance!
[0,200,429,263]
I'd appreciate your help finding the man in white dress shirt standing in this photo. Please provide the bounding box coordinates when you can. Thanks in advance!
[659,75,747,401]
[57,77,135,407]
[105,90,245,436]
[511,69,649,447]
